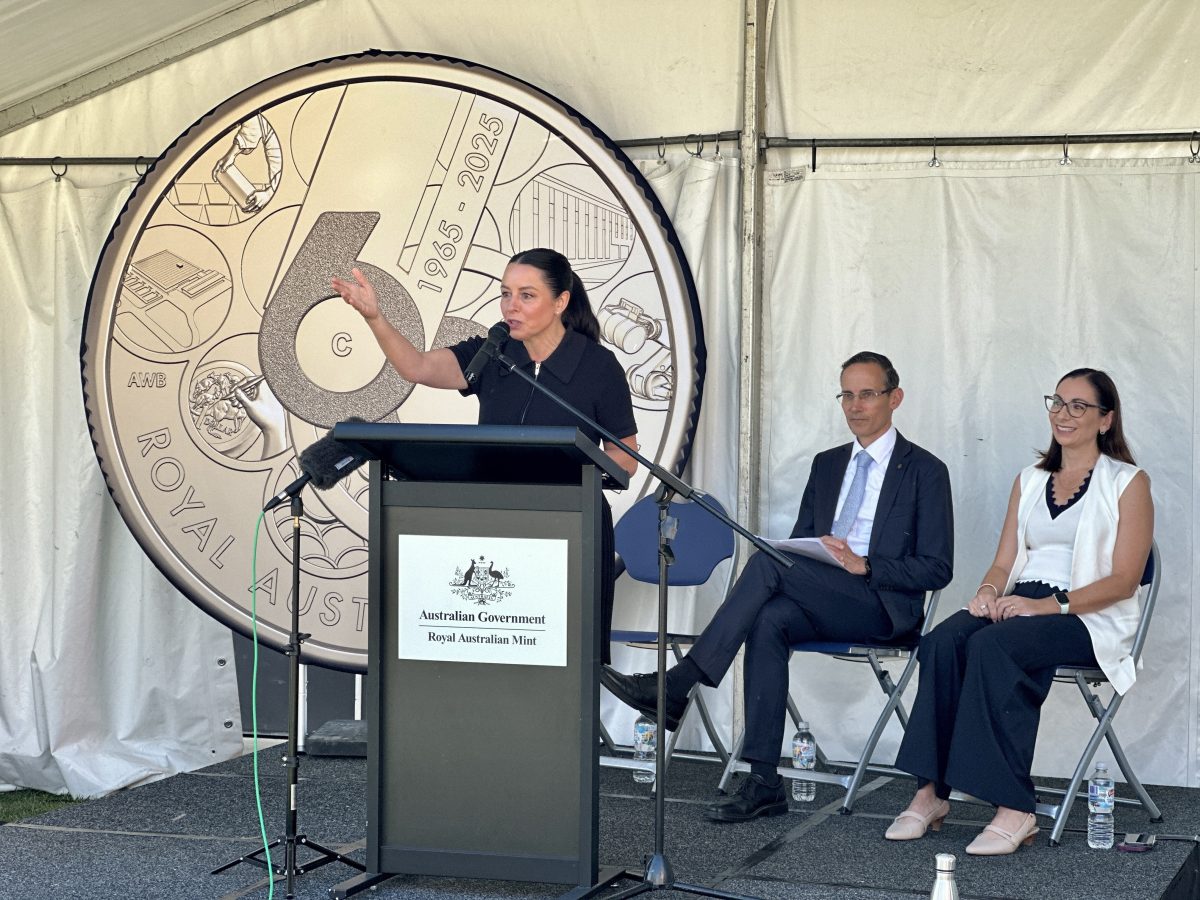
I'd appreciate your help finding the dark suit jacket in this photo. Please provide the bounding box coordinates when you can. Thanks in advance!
[789,431,954,639]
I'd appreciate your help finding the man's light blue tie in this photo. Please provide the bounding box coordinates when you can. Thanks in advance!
[832,451,872,538]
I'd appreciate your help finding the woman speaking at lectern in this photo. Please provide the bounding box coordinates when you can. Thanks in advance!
[332,247,638,662]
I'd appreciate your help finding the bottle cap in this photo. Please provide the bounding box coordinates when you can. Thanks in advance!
[935,853,956,872]
[1096,762,1108,771]
[797,720,810,730]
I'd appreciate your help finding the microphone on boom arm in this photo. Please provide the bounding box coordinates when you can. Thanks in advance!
[263,416,373,512]
[463,321,511,386]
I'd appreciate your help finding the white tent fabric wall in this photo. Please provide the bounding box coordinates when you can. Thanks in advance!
[0,176,243,798]
[762,157,1196,787]
[2,0,1200,796]
[604,151,743,756]
[0,0,742,160]
[770,0,1200,140]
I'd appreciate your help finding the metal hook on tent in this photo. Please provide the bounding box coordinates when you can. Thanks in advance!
[50,158,67,182]
[134,157,150,177]
[1060,135,1072,166]
[1189,132,1200,164]
[713,133,722,160]
[928,137,941,168]
[656,139,667,166]
[811,138,818,173]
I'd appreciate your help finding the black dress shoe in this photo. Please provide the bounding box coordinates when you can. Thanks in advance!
[600,666,686,731]
[705,774,789,823]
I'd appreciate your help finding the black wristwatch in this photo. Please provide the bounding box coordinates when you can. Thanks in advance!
[1053,590,1070,615]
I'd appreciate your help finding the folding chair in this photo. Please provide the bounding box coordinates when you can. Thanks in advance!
[718,589,943,813]
[599,494,736,780]
[1035,540,1163,846]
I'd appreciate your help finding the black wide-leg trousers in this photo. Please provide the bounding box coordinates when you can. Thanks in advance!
[893,589,1097,812]
[686,550,893,766]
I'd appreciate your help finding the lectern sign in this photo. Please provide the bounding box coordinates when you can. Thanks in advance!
[396,534,568,666]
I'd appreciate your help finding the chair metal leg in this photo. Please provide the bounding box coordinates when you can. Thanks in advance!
[840,651,918,811]
[717,729,745,792]
[599,719,619,755]
[786,693,803,730]
[670,641,730,764]
[1047,676,1122,845]
[1104,724,1163,821]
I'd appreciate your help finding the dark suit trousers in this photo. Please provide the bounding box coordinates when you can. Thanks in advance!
[893,599,1096,812]
[687,549,892,766]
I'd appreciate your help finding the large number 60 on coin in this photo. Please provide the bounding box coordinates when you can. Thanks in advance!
[83,51,705,671]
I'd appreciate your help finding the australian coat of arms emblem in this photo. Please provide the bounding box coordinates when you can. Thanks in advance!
[450,556,513,605]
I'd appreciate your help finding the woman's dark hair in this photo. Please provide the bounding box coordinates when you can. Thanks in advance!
[507,248,600,341]
[1037,367,1136,470]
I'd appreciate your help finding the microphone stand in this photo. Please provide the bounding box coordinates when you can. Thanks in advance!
[487,344,790,900]
[213,492,365,897]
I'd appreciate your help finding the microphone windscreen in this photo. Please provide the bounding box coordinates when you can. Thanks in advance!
[488,321,510,342]
[298,417,373,489]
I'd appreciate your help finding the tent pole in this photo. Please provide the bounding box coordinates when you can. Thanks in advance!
[732,0,772,744]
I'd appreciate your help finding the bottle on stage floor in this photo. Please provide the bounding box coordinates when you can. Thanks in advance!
[632,714,656,784]
[790,721,816,802]
[928,853,959,900]
[1088,761,1115,849]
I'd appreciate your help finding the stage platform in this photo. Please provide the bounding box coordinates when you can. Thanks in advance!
[1,749,1196,899]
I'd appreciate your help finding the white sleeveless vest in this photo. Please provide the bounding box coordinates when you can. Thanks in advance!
[1005,454,1144,695]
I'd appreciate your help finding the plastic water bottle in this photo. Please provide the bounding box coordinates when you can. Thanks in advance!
[928,853,959,900]
[790,721,816,802]
[632,715,656,784]
[1087,761,1115,849]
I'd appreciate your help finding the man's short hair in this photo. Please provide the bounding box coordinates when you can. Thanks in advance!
[841,351,900,391]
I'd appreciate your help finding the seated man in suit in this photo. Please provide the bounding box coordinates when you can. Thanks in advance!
[603,350,954,822]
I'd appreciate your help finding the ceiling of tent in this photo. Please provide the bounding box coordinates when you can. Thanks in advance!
[0,0,316,135]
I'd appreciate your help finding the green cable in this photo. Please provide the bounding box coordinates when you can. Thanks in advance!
[249,509,274,899]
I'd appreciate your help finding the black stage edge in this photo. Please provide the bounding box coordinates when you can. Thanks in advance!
[1,751,1197,899]
[306,719,367,758]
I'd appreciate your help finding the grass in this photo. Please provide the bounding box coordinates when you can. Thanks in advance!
[0,789,79,824]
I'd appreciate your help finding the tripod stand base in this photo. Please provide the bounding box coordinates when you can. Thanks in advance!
[213,833,365,895]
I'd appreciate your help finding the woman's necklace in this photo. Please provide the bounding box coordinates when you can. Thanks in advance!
[1051,465,1093,507]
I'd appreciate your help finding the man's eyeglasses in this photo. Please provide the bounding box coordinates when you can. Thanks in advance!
[1044,394,1108,418]
[835,388,895,405]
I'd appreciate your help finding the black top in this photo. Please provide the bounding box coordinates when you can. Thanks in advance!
[448,327,637,447]
[1046,469,1092,519]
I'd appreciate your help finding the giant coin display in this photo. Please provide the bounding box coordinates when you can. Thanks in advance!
[82,51,704,671]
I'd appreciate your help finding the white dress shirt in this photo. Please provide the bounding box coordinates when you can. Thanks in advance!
[831,426,898,557]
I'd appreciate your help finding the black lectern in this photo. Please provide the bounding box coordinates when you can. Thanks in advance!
[330,423,628,897]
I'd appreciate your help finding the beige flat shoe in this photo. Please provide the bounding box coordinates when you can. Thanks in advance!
[965,813,1039,855]
[884,799,951,840]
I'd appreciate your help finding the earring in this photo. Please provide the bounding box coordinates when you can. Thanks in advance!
[1100,429,1107,435]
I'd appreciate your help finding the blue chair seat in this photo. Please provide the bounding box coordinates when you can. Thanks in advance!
[600,494,737,779]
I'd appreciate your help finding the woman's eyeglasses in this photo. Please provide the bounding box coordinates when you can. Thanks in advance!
[1044,394,1108,418]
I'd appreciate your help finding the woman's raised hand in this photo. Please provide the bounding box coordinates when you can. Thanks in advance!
[331,267,380,321]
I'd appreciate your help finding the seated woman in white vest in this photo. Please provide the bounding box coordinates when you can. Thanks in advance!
[884,368,1153,856]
